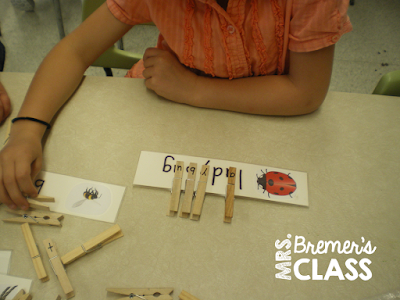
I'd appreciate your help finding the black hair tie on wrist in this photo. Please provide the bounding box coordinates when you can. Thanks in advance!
[12,117,51,130]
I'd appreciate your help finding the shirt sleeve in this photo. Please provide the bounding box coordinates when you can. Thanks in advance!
[288,0,353,52]
[107,0,152,25]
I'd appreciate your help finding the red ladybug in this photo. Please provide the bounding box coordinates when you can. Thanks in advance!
[257,170,297,197]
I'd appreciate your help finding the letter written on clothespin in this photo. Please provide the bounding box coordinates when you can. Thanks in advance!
[11,289,32,300]
[106,287,174,300]
[179,290,201,300]
[167,161,184,217]
[21,223,49,282]
[43,238,75,299]
[61,224,123,265]
[179,162,197,218]
[190,165,209,221]
[224,167,236,223]
[3,209,64,226]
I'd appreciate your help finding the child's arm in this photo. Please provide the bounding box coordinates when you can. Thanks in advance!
[142,45,335,116]
[0,3,133,210]
[0,81,11,123]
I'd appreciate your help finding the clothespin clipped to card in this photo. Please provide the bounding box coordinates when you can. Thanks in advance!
[224,167,236,223]
[190,165,209,221]
[179,290,201,300]
[167,161,184,217]
[43,238,75,299]
[107,287,174,300]
[11,289,32,300]
[27,195,55,211]
[179,163,197,218]
[61,224,123,265]
[3,209,64,226]
[21,223,49,282]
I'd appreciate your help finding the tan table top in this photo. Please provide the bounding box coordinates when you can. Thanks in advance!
[0,72,399,300]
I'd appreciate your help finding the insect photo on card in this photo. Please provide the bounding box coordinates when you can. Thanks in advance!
[256,169,297,198]
[72,187,102,208]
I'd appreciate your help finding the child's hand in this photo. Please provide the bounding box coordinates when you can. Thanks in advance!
[0,128,42,210]
[0,82,12,123]
[142,48,198,104]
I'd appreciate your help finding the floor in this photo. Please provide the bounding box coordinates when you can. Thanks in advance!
[0,0,399,94]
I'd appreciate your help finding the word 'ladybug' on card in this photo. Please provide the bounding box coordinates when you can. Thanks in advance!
[257,170,297,197]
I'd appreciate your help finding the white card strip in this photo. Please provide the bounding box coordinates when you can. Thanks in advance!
[0,251,12,275]
[33,172,126,223]
[0,274,32,299]
[133,151,308,206]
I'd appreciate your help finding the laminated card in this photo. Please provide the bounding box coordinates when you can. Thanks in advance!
[133,151,308,206]
[33,172,125,223]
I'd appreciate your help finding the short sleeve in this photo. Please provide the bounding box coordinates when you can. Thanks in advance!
[107,0,152,25]
[288,0,353,52]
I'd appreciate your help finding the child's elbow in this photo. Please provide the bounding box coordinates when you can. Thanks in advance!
[299,90,327,115]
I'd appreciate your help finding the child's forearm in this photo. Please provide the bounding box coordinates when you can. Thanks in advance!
[17,40,89,133]
[192,73,325,116]
[143,46,334,116]
[193,46,334,116]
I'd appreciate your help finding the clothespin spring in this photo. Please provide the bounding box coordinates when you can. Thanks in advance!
[81,243,102,254]
[49,255,61,276]
[194,180,207,197]
[170,177,182,194]
[23,214,39,223]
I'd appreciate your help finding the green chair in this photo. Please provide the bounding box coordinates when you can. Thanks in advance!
[372,70,400,96]
[82,0,144,76]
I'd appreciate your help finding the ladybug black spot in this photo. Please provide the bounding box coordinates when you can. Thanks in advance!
[279,177,283,181]
[280,187,284,191]
[274,192,279,195]
[268,179,274,186]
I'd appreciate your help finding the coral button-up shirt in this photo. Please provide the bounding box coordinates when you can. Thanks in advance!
[107,0,352,79]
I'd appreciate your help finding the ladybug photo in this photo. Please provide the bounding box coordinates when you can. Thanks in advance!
[256,169,297,198]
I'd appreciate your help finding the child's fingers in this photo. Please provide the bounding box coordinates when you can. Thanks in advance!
[0,102,3,124]
[0,93,11,119]
[31,156,42,182]
[3,163,30,210]
[15,159,38,198]
[0,174,16,209]
[143,47,164,61]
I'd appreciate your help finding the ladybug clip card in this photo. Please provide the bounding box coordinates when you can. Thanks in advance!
[133,151,308,207]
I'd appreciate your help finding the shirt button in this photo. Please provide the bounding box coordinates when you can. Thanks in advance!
[227,25,235,34]
[331,35,340,43]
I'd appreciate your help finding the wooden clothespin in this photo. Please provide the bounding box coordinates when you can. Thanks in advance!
[167,161,184,217]
[107,287,174,300]
[190,165,209,221]
[21,223,49,282]
[224,167,236,223]
[61,224,123,265]
[28,195,55,202]
[43,238,74,299]
[179,162,197,218]
[26,194,55,211]
[12,289,32,300]
[179,290,200,300]
[26,199,50,211]
[3,209,63,226]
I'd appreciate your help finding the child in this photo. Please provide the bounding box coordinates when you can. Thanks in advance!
[0,0,352,210]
